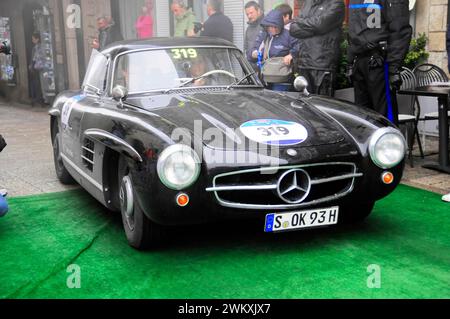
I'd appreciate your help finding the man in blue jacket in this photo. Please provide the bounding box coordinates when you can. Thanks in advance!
[0,134,8,217]
[0,191,8,218]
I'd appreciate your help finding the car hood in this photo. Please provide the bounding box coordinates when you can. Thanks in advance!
[126,89,346,150]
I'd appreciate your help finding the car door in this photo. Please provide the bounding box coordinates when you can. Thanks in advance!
[61,50,109,185]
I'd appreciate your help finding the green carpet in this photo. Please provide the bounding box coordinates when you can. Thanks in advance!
[0,185,449,299]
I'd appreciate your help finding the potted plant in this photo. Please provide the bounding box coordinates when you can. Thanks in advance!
[403,33,429,70]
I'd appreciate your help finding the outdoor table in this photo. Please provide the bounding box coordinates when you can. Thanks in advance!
[397,85,450,174]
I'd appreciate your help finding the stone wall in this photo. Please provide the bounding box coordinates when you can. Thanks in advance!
[415,0,449,73]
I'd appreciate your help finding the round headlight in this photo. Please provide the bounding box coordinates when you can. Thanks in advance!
[369,128,406,169]
[157,144,201,190]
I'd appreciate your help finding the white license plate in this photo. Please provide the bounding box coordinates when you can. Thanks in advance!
[265,206,339,233]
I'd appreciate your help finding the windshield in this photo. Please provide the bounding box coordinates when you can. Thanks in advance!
[112,47,258,93]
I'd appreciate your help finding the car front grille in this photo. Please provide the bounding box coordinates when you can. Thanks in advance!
[206,162,363,210]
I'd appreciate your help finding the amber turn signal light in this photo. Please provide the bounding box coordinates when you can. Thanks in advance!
[382,172,394,185]
[176,193,190,207]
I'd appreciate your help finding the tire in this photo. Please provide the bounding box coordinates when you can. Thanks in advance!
[118,156,165,250]
[52,131,76,185]
[340,201,375,224]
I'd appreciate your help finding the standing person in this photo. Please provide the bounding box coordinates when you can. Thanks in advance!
[92,16,123,50]
[171,0,196,37]
[275,3,293,30]
[0,134,8,218]
[347,0,412,124]
[250,10,300,90]
[28,32,46,107]
[290,0,345,96]
[135,1,154,39]
[244,1,265,69]
[200,0,233,42]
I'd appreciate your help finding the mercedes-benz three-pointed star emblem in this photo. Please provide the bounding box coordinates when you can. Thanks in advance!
[277,169,311,204]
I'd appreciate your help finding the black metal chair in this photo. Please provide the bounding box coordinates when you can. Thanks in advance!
[398,67,424,167]
[413,63,450,152]
[413,63,449,87]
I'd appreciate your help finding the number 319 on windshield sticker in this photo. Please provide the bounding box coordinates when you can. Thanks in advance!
[171,48,198,59]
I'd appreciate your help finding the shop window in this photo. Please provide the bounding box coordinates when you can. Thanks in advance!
[0,17,15,86]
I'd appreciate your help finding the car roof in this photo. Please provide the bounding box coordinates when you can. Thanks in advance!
[101,37,238,56]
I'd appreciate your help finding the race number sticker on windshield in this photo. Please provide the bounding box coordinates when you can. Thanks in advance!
[240,119,308,146]
[171,48,198,59]
[61,95,85,127]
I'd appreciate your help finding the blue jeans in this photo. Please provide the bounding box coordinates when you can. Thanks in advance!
[0,195,8,217]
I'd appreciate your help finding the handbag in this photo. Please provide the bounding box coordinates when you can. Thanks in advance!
[261,38,293,84]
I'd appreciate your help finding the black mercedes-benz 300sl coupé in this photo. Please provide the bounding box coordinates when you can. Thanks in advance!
[49,38,406,249]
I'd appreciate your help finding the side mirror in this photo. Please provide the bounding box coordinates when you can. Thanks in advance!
[112,85,128,102]
[294,76,310,96]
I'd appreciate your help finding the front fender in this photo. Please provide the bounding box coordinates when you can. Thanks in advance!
[305,96,399,156]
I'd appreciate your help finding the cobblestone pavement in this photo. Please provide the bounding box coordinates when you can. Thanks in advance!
[0,101,78,197]
[402,144,450,195]
[0,100,449,197]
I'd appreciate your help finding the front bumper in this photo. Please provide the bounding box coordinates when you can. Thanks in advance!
[132,156,404,226]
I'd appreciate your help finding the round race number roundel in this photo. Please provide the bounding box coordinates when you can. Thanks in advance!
[240,119,308,146]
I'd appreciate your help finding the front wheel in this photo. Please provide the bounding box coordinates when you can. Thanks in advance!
[52,132,75,185]
[340,201,375,224]
[118,156,165,250]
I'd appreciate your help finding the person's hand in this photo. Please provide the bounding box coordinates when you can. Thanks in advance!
[92,39,100,50]
[389,71,402,91]
[252,50,258,59]
[187,29,196,37]
[283,54,293,66]
[193,78,206,87]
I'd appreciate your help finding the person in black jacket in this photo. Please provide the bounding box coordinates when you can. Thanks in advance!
[200,0,233,42]
[244,1,265,70]
[290,0,345,96]
[347,0,412,124]
[92,16,123,50]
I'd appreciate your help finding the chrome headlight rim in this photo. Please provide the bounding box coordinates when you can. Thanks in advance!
[157,144,201,191]
[369,127,406,169]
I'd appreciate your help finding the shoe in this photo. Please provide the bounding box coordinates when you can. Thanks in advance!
[442,193,450,202]
[0,189,7,197]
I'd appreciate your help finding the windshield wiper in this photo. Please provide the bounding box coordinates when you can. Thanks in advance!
[226,72,257,90]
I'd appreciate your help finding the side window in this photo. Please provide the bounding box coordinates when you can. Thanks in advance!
[82,50,108,93]
[114,55,129,89]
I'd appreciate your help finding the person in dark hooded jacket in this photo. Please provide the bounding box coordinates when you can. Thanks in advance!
[290,0,345,96]
[250,10,300,71]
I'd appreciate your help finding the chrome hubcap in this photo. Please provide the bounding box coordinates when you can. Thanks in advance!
[120,176,134,230]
